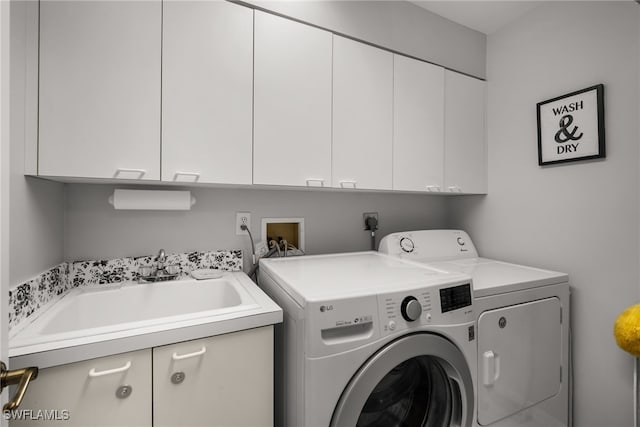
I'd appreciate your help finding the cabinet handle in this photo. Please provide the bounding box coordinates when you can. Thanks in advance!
[305,178,325,187]
[172,346,207,361]
[426,185,441,192]
[173,172,201,182]
[339,180,357,189]
[114,168,146,179]
[89,361,131,377]
[448,185,462,193]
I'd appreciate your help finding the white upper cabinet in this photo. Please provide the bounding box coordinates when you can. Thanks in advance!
[332,36,393,191]
[162,1,253,184]
[444,70,487,194]
[34,3,487,195]
[38,1,161,180]
[254,12,332,187]
[393,55,445,192]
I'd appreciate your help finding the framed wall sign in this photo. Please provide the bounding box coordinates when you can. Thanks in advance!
[537,84,605,166]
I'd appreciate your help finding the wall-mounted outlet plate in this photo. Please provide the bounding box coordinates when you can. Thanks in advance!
[363,212,379,230]
[236,212,251,235]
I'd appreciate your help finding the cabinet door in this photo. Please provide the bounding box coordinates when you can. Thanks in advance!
[162,1,253,184]
[10,350,151,427]
[38,1,161,180]
[153,326,274,427]
[444,71,487,194]
[332,36,393,190]
[254,12,332,187]
[393,55,445,192]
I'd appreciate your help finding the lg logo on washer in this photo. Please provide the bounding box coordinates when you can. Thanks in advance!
[320,305,334,313]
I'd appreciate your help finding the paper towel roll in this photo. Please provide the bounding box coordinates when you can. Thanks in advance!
[109,189,195,210]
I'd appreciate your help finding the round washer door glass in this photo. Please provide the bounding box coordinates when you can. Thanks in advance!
[331,333,473,427]
[358,356,453,426]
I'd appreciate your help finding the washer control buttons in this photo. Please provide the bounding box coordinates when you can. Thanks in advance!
[399,237,415,253]
[388,321,396,331]
[401,296,422,322]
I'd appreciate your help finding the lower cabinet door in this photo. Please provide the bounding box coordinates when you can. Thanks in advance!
[10,350,152,427]
[153,326,274,427]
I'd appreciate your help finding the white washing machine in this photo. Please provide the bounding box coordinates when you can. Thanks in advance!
[258,251,478,427]
[379,230,571,427]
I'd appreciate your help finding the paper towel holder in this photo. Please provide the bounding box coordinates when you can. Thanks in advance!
[108,189,196,211]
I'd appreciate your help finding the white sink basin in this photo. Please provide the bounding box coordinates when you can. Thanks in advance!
[9,272,282,366]
[41,278,245,334]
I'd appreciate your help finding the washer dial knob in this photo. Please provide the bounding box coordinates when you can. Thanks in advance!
[401,296,422,322]
[399,237,415,253]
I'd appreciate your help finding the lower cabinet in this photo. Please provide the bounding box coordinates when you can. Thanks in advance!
[153,327,274,427]
[10,327,273,427]
[10,349,151,426]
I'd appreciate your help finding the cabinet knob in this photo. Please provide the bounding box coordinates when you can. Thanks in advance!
[116,385,133,399]
[171,372,186,385]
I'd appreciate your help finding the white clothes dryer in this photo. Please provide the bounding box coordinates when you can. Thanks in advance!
[258,251,477,427]
[379,230,571,427]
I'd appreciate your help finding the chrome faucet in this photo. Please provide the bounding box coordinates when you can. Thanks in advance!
[156,249,167,273]
[138,248,178,283]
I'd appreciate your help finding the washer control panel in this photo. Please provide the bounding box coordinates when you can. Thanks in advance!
[379,289,433,334]
[378,281,474,336]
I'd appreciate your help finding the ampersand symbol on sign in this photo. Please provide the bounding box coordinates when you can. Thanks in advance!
[555,114,583,143]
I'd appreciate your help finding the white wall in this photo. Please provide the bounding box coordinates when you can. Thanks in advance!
[449,2,640,426]
[10,1,64,286]
[64,184,450,269]
[245,0,486,78]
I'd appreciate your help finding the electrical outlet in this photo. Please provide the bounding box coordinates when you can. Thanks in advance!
[236,212,251,235]
[363,212,379,230]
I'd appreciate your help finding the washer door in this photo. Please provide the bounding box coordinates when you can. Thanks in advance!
[330,333,473,427]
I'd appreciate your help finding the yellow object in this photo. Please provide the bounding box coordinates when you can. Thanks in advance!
[614,304,640,357]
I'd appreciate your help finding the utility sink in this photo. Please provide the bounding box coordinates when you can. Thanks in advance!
[9,272,282,367]
[41,277,245,334]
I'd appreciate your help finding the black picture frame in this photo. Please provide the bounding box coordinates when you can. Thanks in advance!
[536,84,605,166]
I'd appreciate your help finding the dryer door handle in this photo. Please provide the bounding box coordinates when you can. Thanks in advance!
[483,350,500,386]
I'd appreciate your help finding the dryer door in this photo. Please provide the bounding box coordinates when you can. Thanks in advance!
[330,333,474,427]
[477,297,562,425]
